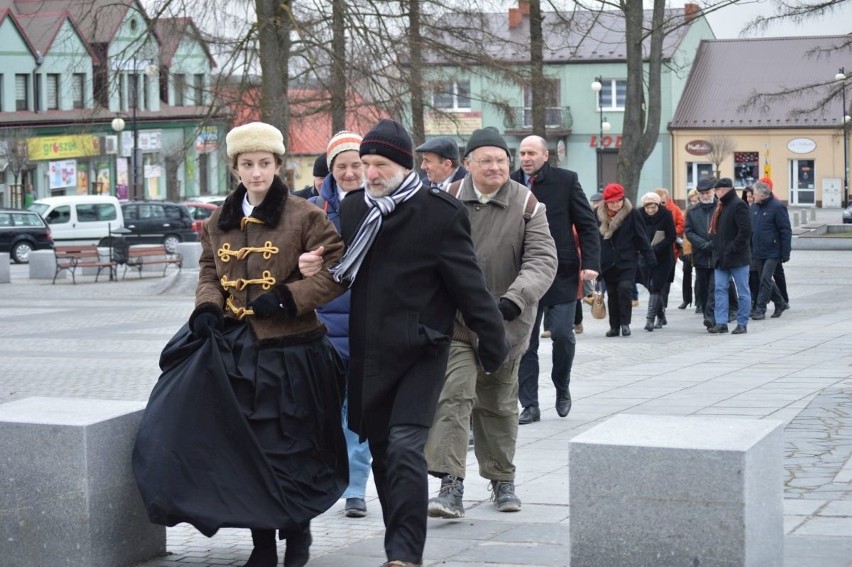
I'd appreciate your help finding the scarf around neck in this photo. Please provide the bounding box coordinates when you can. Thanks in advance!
[330,170,421,286]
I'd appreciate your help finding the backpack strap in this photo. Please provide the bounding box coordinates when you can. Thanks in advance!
[448,179,539,222]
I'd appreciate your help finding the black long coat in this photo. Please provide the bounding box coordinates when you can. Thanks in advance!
[339,186,508,442]
[639,206,676,292]
[511,163,600,305]
[712,189,752,270]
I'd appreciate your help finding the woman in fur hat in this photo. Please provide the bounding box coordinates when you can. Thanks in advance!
[137,122,349,567]
[596,183,655,337]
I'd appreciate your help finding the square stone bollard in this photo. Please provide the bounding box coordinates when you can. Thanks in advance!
[175,241,202,270]
[0,252,9,283]
[0,397,165,567]
[569,414,784,567]
[28,249,61,280]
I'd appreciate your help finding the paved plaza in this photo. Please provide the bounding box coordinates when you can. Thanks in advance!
[1,234,851,565]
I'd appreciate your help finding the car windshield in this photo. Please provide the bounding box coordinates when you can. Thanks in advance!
[29,203,49,216]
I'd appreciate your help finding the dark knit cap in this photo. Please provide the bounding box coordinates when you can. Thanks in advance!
[464,127,510,158]
[313,153,329,177]
[360,119,414,169]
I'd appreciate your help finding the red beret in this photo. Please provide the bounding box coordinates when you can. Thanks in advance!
[603,183,625,202]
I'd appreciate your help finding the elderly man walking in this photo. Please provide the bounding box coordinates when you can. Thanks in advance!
[424,128,557,519]
[511,135,600,424]
[749,179,791,320]
[414,136,467,190]
[333,119,509,567]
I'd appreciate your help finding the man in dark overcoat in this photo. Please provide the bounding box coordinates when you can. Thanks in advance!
[510,135,600,424]
[336,119,508,567]
[750,179,791,320]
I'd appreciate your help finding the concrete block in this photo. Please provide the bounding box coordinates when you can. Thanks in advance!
[0,397,165,567]
[569,414,784,567]
[0,252,9,283]
[28,249,61,280]
[175,242,202,270]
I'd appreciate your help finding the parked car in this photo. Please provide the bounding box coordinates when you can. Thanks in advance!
[182,201,219,236]
[29,195,123,246]
[843,204,852,224]
[0,208,54,263]
[191,195,228,207]
[119,201,198,253]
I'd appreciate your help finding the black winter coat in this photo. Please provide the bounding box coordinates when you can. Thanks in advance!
[685,199,716,269]
[639,207,676,291]
[510,163,600,305]
[750,194,792,260]
[339,186,508,442]
[597,199,654,275]
[712,190,752,269]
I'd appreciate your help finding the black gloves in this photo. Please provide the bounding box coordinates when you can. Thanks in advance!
[498,298,522,321]
[189,303,224,338]
[781,256,790,263]
[248,291,285,319]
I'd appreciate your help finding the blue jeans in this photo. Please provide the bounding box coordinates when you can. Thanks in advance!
[342,391,372,499]
[518,301,576,409]
[714,265,751,326]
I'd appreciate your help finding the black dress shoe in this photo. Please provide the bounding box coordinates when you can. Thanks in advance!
[605,328,619,337]
[703,318,714,329]
[707,324,729,334]
[678,301,691,309]
[620,324,631,336]
[519,406,541,424]
[556,394,572,417]
[731,324,747,334]
[771,303,788,318]
[752,310,766,320]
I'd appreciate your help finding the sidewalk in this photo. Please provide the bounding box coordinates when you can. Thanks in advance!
[1,248,851,566]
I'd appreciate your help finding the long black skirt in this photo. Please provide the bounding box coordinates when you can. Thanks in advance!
[132,322,348,537]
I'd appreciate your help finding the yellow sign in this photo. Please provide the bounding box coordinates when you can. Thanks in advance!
[424,111,483,136]
[28,135,101,161]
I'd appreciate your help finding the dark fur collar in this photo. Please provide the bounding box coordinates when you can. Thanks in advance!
[218,176,289,231]
[598,198,633,240]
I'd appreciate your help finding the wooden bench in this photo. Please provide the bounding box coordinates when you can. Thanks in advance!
[122,245,182,278]
[53,245,116,284]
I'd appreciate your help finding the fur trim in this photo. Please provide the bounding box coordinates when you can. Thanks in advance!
[226,122,286,158]
[598,198,633,239]
[218,176,289,231]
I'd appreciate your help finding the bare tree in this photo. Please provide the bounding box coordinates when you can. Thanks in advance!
[706,135,737,178]
[255,0,292,146]
[529,0,546,137]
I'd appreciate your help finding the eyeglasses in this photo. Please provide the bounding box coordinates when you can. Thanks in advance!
[472,157,509,167]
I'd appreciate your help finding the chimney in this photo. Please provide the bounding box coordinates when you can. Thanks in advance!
[519,0,530,16]
[509,7,522,29]
[684,3,700,22]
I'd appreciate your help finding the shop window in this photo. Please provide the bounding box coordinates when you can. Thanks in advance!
[734,151,758,187]
[686,162,714,189]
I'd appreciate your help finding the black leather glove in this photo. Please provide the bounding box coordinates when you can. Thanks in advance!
[781,256,790,263]
[189,303,224,339]
[498,298,522,321]
[249,291,285,319]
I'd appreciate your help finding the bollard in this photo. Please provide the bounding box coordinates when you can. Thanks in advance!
[0,252,9,283]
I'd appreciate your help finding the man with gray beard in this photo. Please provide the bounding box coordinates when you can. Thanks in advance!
[333,119,509,567]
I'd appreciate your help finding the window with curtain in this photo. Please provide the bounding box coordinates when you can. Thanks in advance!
[597,79,627,111]
[433,80,471,111]
[15,74,28,111]
[194,74,204,106]
[174,74,186,106]
[46,74,59,110]
[72,73,85,109]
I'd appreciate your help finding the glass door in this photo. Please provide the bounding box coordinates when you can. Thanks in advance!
[789,159,815,206]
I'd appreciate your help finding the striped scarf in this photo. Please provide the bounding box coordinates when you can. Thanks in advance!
[330,171,421,286]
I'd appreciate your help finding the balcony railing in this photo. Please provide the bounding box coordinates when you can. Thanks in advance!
[506,106,573,131]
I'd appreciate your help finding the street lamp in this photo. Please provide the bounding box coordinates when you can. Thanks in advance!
[591,77,613,190]
[835,68,850,209]
[110,116,126,198]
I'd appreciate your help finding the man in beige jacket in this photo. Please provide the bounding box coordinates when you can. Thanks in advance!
[424,127,557,518]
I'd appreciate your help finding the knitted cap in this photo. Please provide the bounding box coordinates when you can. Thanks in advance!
[602,183,625,202]
[464,127,509,158]
[641,192,661,206]
[359,119,414,169]
[327,131,363,169]
[313,153,329,177]
[226,122,285,159]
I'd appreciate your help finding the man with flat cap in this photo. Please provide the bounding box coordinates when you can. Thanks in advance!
[415,136,466,190]
[685,176,718,327]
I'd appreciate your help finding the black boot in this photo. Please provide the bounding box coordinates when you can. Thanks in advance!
[245,529,277,567]
[283,524,312,567]
[655,299,666,328]
[644,294,658,332]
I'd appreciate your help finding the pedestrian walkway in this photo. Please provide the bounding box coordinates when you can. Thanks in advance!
[1,248,851,566]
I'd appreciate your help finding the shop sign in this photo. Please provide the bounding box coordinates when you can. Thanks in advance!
[787,138,816,154]
[588,134,622,148]
[28,135,100,160]
[424,111,482,136]
[685,140,712,156]
[195,126,219,152]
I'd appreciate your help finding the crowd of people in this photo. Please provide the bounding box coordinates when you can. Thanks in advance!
[131,117,794,567]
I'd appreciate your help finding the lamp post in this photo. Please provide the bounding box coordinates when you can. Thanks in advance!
[591,77,612,190]
[836,68,850,209]
[110,116,127,199]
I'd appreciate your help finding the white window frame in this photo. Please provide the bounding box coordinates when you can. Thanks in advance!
[71,73,85,109]
[46,74,59,110]
[523,80,562,127]
[432,80,470,111]
[15,74,28,111]
[686,162,714,190]
[596,78,626,112]
[789,159,816,206]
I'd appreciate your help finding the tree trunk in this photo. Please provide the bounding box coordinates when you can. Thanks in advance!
[255,0,291,149]
[330,0,346,135]
[529,0,546,138]
[407,0,426,147]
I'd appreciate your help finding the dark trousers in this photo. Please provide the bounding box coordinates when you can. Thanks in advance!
[755,258,785,310]
[603,266,635,329]
[681,257,693,304]
[574,300,583,326]
[774,262,789,303]
[518,301,576,409]
[695,267,715,322]
[369,424,430,564]
[748,268,760,307]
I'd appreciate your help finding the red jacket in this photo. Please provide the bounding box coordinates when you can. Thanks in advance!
[665,200,685,259]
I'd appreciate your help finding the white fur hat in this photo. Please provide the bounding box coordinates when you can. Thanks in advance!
[641,191,662,206]
[226,122,286,159]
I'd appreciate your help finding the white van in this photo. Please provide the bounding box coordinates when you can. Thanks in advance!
[29,196,125,246]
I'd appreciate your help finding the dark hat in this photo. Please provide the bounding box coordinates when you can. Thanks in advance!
[602,183,625,202]
[696,177,716,192]
[313,153,329,178]
[590,192,603,202]
[715,177,734,189]
[360,119,414,169]
[464,127,510,158]
[415,137,459,161]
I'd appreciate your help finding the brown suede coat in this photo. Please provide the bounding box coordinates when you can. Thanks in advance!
[195,177,346,344]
